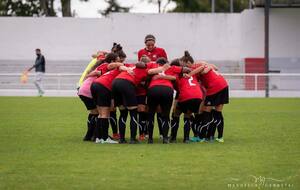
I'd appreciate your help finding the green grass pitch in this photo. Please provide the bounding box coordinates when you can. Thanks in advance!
[0,97,299,189]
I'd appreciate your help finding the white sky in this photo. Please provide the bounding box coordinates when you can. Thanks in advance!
[54,0,176,18]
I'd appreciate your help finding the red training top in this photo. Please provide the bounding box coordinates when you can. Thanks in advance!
[93,69,121,90]
[148,65,182,89]
[115,64,148,86]
[199,69,228,96]
[138,47,168,61]
[177,72,203,102]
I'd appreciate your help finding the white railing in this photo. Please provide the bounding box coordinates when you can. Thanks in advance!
[0,73,300,97]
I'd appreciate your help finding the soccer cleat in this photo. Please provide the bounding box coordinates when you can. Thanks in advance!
[112,133,120,140]
[190,136,200,142]
[159,134,163,139]
[162,137,169,144]
[138,134,145,141]
[199,138,208,143]
[144,134,149,139]
[148,138,154,144]
[215,138,224,143]
[95,138,104,144]
[129,138,140,144]
[119,138,127,144]
[183,139,190,144]
[103,137,118,144]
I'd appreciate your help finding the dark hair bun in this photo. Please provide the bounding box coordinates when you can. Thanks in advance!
[184,51,190,57]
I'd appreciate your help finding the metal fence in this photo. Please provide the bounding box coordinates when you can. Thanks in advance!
[0,73,300,97]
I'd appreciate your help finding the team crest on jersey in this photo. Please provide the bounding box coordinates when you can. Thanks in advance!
[207,101,211,105]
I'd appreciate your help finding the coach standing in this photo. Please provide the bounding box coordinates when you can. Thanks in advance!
[27,48,46,96]
[138,34,168,61]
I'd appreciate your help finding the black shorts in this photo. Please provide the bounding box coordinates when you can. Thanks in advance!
[177,98,202,113]
[147,85,174,117]
[90,82,112,107]
[205,87,229,106]
[79,95,96,110]
[137,95,146,105]
[112,79,137,107]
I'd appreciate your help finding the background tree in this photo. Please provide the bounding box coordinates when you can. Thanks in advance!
[100,0,131,16]
[0,0,41,16]
[60,0,71,17]
[39,0,56,16]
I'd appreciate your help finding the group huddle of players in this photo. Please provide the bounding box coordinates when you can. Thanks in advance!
[77,34,229,144]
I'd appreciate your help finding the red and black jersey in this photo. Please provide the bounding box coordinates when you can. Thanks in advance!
[138,47,168,61]
[93,69,121,90]
[136,62,158,96]
[177,74,203,102]
[199,69,228,96]
[115,64,148,86]
[95,63,109,73]
[148,65,182,89]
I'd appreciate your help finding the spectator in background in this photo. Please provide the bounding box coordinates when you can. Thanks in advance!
[137,34,168,61]
[27,48,46,96]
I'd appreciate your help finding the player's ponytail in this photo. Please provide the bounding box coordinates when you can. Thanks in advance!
[181,50,194,64]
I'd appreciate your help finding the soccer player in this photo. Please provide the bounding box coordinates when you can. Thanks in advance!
[138,34,168,138]
[169,54,205,143]
[90,53,123,144]
[147,58,189,144]
[137,34,168,61]
[136,55,152,141]
[185,54,229,143]
[77,54,107,141]
[112,62,148,144]
[77,51,107,89]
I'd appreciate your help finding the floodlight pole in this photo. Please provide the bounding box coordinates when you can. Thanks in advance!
[230,0,233,12]
[265,0,270,98]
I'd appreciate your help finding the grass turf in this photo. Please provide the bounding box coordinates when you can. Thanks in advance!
[0,97,299,190]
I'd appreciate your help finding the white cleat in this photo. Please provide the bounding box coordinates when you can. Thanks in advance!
[95,138,104,144]
[103,137,118,144]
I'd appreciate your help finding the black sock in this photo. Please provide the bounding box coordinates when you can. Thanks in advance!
[110,111,118,134]
[199,112,211,139]
[95,117,103,140]
[84,114,96,140]
[209,110,217,139]
[183,117,191,141]
[190,115,197,137]
[100,118,109,140]
[215,111,224,138]
[194,113,203,137]
[129,109,138,140]
[147,112,155,140]
[157,112,163,136]
[206,111,215,139]
[138,112,147,136]
[119,109,128,140]
[170,115,179,140]
[161,116,170,139]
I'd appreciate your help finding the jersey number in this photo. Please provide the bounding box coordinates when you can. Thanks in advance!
[188,77,196,86]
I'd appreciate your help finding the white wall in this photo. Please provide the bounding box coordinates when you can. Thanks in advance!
[0,8,299,62]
